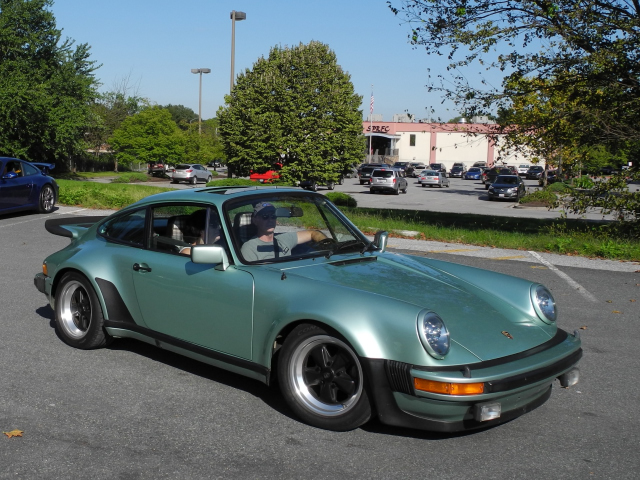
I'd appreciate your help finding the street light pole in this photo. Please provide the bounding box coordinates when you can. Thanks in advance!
[230,10,246,92]
[190,68,211,134]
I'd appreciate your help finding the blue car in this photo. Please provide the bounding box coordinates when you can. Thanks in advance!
[0,157,59,215]
[463,167,483,180]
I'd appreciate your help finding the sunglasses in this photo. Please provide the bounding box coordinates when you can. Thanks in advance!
[260,214,277,220]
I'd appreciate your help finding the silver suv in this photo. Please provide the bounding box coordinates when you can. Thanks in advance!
[369,168,408,195]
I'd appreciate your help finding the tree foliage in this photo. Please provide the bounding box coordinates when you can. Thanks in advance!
[163,104,198,129]
[182,118,225,164]
[109,107,184,168]
[388,0,640,146]
[217,41,365,182]
[0,0,98,164]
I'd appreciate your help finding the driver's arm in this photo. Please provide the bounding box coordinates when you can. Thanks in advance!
[296,230,327,244]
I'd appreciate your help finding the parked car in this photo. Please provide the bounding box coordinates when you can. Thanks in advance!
[300,176,343,191]
[392,162,410,176]
[359,165,378,185]
[148,160,170,177]
[487,175,526,201]
[449,163,467,178]
[526,166,545,180]
[419,169,451,188]
[517,164,531,176]
[357,163,389,176]
[250,163,282,183]
[472,161,487,168]
[463,167,484,180]
[207,160,224,168]
[171,164,212,185]
[484,167,513,188]
[429,163,447,175]
[406,162,426,177]
[538,170,559,186]
[369,168,408,195]
[0,157,59,215]
[34,186,581,433]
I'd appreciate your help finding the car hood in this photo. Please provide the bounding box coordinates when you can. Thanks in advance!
[280,253,553,361]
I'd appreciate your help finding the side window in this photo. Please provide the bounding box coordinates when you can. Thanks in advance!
[23,163,39,176]
[150,205,224,255]
[98,209,146,247]
[410,134,416,147]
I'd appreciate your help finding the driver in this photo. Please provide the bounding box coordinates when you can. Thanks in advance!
[241,202,327,261]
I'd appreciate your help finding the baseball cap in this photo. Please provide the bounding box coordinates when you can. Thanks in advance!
[253,202,276,215]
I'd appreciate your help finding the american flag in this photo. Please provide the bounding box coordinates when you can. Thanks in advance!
[370,91,374,114]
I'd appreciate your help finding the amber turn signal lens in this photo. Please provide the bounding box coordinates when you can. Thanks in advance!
[42,263,48,276]
[414,378,484,395]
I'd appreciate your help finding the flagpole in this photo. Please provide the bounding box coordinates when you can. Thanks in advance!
[369,84,374,163]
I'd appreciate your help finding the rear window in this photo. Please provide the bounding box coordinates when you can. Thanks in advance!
[176,164,191,170]
[373,170,393,178]
[495,176,518,184]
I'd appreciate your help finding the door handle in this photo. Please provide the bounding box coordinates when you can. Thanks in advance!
[132,263,152,272]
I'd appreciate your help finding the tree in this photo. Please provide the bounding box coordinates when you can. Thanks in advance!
[109,107,184,170]
[85,76,147,171]
[0,0,98,165]
[163,104,198,129]
[388,1,640,147]
[182,118,224,164]
[217,41,365,182]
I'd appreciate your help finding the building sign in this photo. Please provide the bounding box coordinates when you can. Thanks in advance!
[366,125,390,133]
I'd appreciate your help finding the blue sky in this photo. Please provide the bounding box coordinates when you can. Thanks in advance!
[52,0,492,122]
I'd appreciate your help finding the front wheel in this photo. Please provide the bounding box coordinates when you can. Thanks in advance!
[278,324,371,431]
[54,272,111,349]
[38,185,55,213]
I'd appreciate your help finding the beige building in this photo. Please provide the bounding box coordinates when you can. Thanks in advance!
[363,119,538,169]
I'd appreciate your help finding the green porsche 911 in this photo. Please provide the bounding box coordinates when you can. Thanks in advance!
[34,186,581,432]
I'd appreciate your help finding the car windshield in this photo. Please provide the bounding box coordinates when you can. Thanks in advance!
[225,193,369,264]
[468,167,481,172]
[495,176,518,184]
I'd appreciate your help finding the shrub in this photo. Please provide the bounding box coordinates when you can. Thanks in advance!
[572,175,595,189]
[325,192,357,207]
[110,173,148,183]
[206,178,258,186]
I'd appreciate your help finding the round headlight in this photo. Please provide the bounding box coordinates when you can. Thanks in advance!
[417,311,450,359]
[532,285,557,323]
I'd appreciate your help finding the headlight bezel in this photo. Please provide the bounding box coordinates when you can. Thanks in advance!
[531,284,557,323]
[417,310,450,359]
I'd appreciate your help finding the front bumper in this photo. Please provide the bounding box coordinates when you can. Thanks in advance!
[362,329,582,432]
[488,189,519,199]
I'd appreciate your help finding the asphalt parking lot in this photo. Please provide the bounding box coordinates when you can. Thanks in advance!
[1,203,639,478]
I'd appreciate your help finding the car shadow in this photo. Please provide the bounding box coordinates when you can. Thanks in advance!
[36,303,295,421]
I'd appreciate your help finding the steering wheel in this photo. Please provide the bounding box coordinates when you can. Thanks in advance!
[312,237,336,250]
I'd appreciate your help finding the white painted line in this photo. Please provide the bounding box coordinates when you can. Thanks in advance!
[528,251,598,303]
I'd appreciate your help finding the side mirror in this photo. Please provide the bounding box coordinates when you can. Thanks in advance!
[373,230,388,253]
[191,244,229,271]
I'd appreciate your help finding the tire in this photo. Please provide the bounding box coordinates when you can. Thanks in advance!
[394,187,400,195]
[311,182,318,192]
[38,185,55,213]
[207,176,212,183]
[277,324,371,431]
[190,176,197,185]
[421,184,425,187]
[54,272,111,349]
[402,186,407,193]
[171,179,178,184]
[485,184,490,190]
[488,195,493,201]
[327,182,335,190]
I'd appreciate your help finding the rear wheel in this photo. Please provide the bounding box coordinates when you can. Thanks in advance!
[278,324,371,431]
[190,176,197,185]
[38,185,55,213]
[327,182,335,190]
[55,272,111,349]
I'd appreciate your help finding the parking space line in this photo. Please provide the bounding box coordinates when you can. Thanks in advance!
[528,251,598,302]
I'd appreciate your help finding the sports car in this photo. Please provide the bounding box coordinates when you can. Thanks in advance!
[1,157,58,215]
[33,186,581,432]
